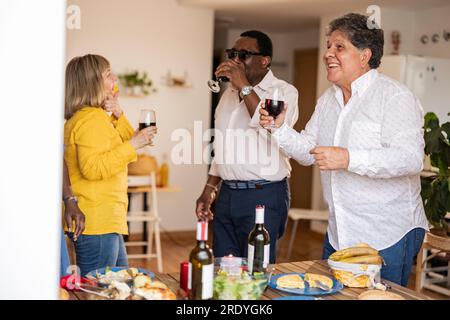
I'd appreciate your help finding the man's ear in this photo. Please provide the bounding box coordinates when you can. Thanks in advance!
[361,48,372,68]
[261,56,271,69]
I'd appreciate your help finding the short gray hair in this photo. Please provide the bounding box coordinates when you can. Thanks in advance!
[327,13,384,69]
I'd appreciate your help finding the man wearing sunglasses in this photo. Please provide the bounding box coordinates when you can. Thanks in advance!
[195,30,299,264]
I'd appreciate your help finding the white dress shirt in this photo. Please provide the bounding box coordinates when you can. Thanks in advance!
[209,69,299,181]
[272,69,429,250]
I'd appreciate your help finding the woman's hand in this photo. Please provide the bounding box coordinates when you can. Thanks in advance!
[259,102,288,131]
[130,126,157,149]
[104,95,123,119]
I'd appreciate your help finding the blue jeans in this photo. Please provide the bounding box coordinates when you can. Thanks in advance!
[68,233,128,276]
[321,228,425,287]
[213,179,290,263]
[60,229,70,277]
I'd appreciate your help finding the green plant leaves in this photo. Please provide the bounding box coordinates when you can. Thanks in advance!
[117,70,155,95]
[421,112,450,230]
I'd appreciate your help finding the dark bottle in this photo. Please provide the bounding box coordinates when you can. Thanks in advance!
[247,205,270,274]
[264,99,285,118]
[188,221,214,300]
[139,122,156,130]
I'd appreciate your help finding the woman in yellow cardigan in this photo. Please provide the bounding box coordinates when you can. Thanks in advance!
[64,54,156,275]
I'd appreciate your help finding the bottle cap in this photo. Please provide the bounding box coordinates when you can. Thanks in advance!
[196,221,208,241]
[255,205,265,224]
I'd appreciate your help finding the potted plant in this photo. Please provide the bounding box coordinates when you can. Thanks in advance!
[118,71,156,96]
[421,112,450,237]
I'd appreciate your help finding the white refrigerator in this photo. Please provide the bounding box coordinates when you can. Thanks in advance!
[379,55,450,123]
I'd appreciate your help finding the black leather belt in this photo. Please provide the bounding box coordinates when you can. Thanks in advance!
[223,178,285,190]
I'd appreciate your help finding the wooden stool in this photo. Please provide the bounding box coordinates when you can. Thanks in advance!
[126,172,163,272]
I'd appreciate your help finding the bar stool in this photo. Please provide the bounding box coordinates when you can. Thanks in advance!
[126,172,163,272]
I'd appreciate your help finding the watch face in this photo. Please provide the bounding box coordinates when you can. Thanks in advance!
[242,87,252,96]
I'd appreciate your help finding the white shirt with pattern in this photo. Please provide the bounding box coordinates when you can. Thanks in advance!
[272,69,429,250]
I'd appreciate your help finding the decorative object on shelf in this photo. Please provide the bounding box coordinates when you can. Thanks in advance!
[431,33,440,43]
[118,71,157,96]
[443,29,450,42]
[420,35,429,44]
[421,112,450,237]
[163,70,192,88]
[157,153,169,188]
[391,30,401,55]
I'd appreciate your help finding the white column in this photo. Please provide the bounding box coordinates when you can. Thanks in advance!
[0,0,66,299]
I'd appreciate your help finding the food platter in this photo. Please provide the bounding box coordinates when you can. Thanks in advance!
[83,266,175,300]
[269,272,343,296]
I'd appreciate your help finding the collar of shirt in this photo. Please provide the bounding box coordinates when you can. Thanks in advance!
[332,69,379,108]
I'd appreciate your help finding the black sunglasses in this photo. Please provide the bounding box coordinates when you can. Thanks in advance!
[225,48,264,61]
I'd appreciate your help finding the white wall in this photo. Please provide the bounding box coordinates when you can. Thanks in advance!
[414,4,450,59]
[227,28,319,83]
[0,0,65,299]
[66,0,214,231]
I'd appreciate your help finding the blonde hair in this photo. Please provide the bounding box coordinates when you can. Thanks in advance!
[64,54,110,119]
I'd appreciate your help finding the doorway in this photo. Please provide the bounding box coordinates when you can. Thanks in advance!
[289,48,319,209]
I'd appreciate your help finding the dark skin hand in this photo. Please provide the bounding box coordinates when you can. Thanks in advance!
[215,37,271,118]
[63,160,85,240]
[195,175,221,221]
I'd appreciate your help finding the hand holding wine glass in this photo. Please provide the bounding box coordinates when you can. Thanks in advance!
[259,100,288,131]
[260,86,286,129]
[130,109,157,149]
[130,126,157,149]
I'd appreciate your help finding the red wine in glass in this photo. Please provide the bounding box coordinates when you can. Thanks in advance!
[139,109,156,130]
[139,122,156,130]
[264,99,285,118]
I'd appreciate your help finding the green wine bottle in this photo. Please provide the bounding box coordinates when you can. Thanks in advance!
[248,205,270,274]
[188,221,214,300]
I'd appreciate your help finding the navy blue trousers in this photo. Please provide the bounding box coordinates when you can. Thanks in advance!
[212,179,290,263]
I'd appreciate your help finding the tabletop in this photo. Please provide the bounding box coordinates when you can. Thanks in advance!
[68,260,431,300]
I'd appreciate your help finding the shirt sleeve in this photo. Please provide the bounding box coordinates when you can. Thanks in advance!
[347,92,425,178]
[75,117,137,181]
[112,114,135,142]
[271,97,323,166]
[208,159,220,177]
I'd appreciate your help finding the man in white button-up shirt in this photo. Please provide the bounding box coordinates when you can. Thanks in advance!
[260,14,428,286]
[195,31,299,264]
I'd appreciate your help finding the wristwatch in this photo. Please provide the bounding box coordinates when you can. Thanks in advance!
[240,86,253,98]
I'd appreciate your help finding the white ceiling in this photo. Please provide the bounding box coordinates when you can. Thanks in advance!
[178,0,450,31]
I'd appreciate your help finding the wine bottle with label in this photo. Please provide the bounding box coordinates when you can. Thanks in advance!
[247,205,270,274]
[188,221,214,300]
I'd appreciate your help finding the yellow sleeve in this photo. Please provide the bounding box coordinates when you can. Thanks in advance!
[112,114,135,141]
[75,117,137,181]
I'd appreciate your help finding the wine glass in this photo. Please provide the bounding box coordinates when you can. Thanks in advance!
[264,86,285,128]
[139,109,156,147]
[139,109,156,130]
[207,75,229,93]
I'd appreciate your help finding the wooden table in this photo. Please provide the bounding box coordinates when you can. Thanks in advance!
[68,260,431,300]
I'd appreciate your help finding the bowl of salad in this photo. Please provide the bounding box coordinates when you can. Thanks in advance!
[213,257,270,300]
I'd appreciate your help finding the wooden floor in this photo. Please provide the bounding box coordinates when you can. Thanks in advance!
[71,220,448,300]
